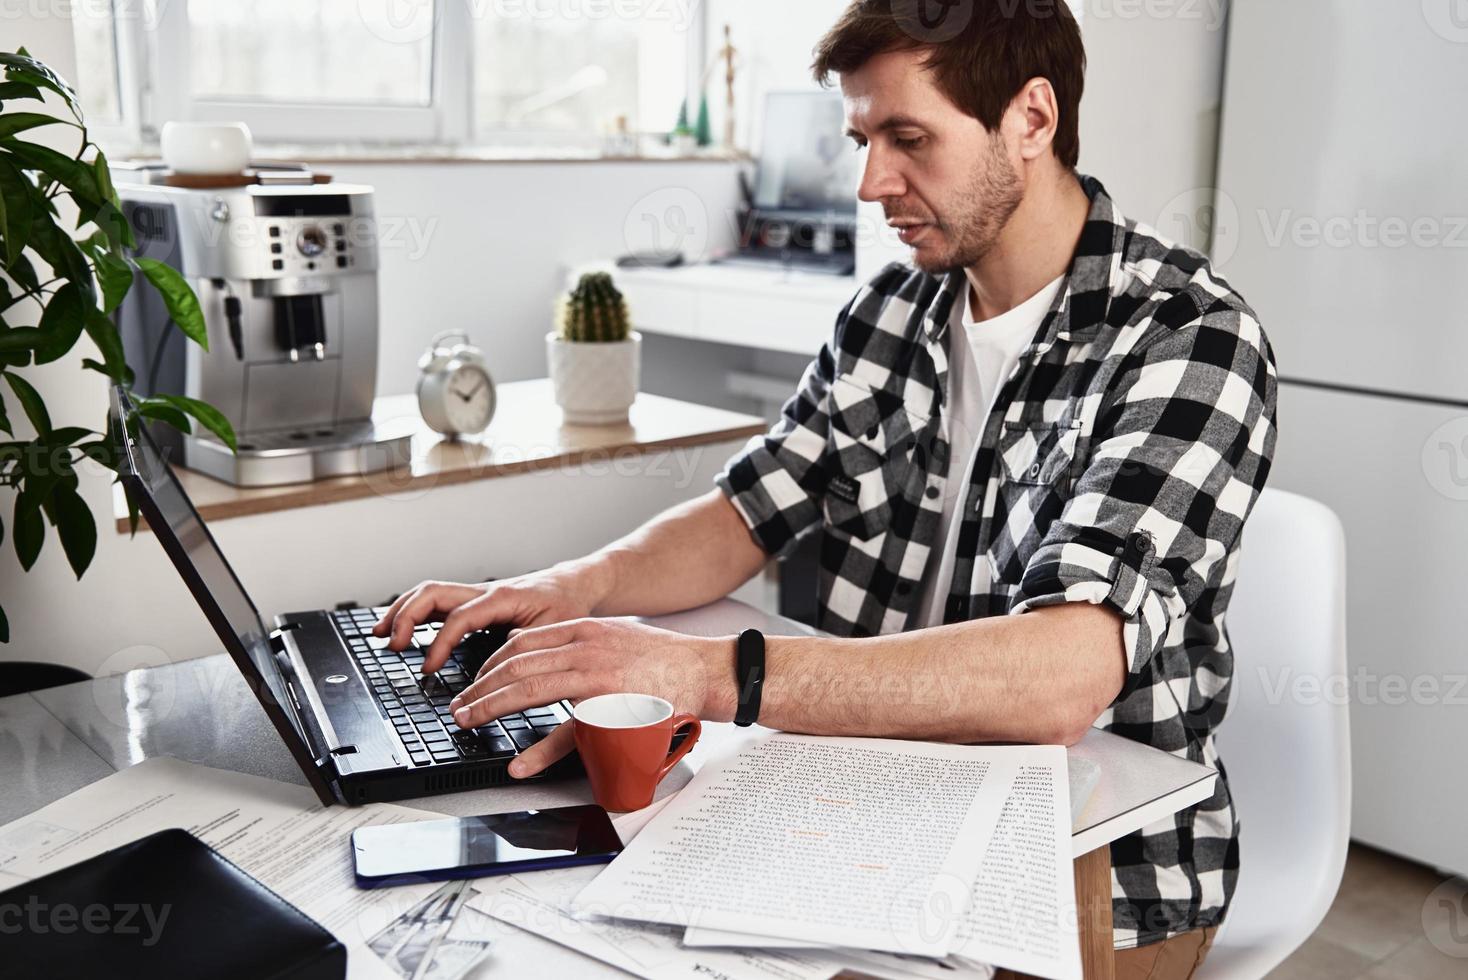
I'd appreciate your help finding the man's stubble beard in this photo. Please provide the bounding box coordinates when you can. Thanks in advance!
[912,136,1024,276]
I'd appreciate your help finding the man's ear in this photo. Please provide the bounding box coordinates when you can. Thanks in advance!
[1010,76,1060,163]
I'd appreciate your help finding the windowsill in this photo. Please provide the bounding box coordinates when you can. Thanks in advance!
[119,140,749,167]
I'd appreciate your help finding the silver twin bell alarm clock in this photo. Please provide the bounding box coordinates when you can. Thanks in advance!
[416,331,496,438]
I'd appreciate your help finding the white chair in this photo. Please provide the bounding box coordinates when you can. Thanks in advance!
[1197,488,1352,978]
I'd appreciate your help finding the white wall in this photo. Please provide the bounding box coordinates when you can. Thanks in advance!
[324,160,743,396]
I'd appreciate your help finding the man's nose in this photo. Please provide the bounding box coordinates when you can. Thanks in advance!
[857,147,905,203]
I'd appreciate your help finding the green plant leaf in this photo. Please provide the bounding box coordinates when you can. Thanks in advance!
[12,490,43,570]
[32,280,86,364]
[153,393,237,452]
[82,307,133,385]
[4,371,49,434]
[0,52,81,120]
[77,437,117,472]
[0,326,41,354]
[91,244,133,314]
[0,79,44,103]
[136,258,208,350]
[0,112,71,140]
[0,388,9,435]
[0,156,34,266]
[136,400,191,434]
[42,481,95,579]
[0,601,8,643]
[1,138,102,220]
[93,149,118,206]
[5,252,39,293]
[26,214,96,307]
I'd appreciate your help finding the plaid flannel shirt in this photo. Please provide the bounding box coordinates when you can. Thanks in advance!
[715,176,1278,948]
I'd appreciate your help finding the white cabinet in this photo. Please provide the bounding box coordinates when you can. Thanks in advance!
[1269,381,1468,876]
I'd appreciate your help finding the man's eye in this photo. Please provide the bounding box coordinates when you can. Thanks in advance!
[895,136,926,150]
[851,138,868,151]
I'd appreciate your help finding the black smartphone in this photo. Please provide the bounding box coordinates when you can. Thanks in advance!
[351,805,622,889]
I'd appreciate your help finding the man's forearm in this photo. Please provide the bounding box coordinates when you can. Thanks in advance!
[704,602,1127,746]
[571,490,769,618]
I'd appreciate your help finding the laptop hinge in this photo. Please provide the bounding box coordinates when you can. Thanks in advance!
[269,626,342,780]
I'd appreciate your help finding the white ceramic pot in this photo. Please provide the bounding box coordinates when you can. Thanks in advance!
[160,121,253,175]
[546,331,642,425]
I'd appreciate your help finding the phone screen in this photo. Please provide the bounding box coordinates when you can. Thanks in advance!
[352,805,622,887]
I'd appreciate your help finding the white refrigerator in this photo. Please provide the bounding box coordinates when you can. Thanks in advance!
[1214,0,1468,876]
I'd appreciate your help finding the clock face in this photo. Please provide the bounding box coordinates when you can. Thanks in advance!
[442,365,495,434]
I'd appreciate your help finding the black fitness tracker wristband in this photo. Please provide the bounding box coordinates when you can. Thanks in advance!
[734,628,765,727]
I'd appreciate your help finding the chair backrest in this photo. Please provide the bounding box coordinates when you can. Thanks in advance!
[1209,488,1351,970]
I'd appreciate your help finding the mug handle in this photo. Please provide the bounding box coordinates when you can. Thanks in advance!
[657,714,702,782]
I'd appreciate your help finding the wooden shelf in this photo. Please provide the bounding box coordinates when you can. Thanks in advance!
[114,379,764,533]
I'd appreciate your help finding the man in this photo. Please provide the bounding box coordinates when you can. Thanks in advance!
[375,1,1275,974]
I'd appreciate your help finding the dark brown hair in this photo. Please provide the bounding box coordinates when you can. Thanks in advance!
[812,0,1086,168]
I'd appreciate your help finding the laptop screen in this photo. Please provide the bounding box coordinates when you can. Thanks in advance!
[110,389,317,776]
[752,91,860,219]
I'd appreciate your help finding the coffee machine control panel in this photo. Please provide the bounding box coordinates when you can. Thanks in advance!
[251,192,377,279]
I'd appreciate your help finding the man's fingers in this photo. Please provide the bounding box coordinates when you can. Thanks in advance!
[372,586,422,637]
[422,591,514,672]
[508,721,576,779]
[383,583,482,651]
[451,644,579,712]
[476,619,591,680]
[452,672,587,730]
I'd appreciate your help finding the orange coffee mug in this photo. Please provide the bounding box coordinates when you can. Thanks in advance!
[572,693,701,812]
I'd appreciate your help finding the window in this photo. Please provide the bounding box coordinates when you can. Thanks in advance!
[470,4,691,146]
[69,0,124,125]
[71,0,700,152]
[187,1,434,108]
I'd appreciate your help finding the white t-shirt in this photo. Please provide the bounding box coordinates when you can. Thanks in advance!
[914,274,1066,628]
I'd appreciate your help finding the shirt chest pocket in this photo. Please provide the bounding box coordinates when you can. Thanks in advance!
[821,376,928,540]
[998,420,1082,495]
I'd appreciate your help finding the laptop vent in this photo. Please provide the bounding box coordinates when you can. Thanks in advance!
[422,767,511,794]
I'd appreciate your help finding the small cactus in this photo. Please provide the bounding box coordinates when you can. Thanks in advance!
[557,271,632,343]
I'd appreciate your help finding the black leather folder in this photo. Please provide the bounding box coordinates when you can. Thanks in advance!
[2,828,346,980]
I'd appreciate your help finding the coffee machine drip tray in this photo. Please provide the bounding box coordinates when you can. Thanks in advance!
[183,417,417,488]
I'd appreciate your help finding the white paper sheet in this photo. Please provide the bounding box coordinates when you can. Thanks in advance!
[0,758,453,980]
[472,864,846,980]
[954,748,1081,980]
[571,732,1021,956]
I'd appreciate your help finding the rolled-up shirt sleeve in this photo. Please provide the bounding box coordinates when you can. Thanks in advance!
[714,321,846,560]
[1009,304,1278,678]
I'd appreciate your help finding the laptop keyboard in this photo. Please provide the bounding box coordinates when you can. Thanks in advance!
[332,608,570,768]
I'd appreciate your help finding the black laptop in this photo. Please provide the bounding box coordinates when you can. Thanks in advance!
[110,386,579,805]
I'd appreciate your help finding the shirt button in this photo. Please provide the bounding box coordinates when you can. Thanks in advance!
[1028,463,1041,478]
[866,426,880,440]
[925,485,940,499]
[895,583,912,597]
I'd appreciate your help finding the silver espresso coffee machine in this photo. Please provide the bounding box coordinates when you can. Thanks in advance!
[114,164,413,487]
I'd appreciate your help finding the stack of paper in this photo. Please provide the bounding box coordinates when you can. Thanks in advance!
[475,732,1083,980]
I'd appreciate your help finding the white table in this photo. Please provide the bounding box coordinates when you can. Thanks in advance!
[0,599,1216,979]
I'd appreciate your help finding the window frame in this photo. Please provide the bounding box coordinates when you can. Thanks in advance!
[88,0,705,152]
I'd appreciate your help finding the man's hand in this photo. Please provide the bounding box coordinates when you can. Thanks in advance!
[371,564,606,674]
[447,618,731,779]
